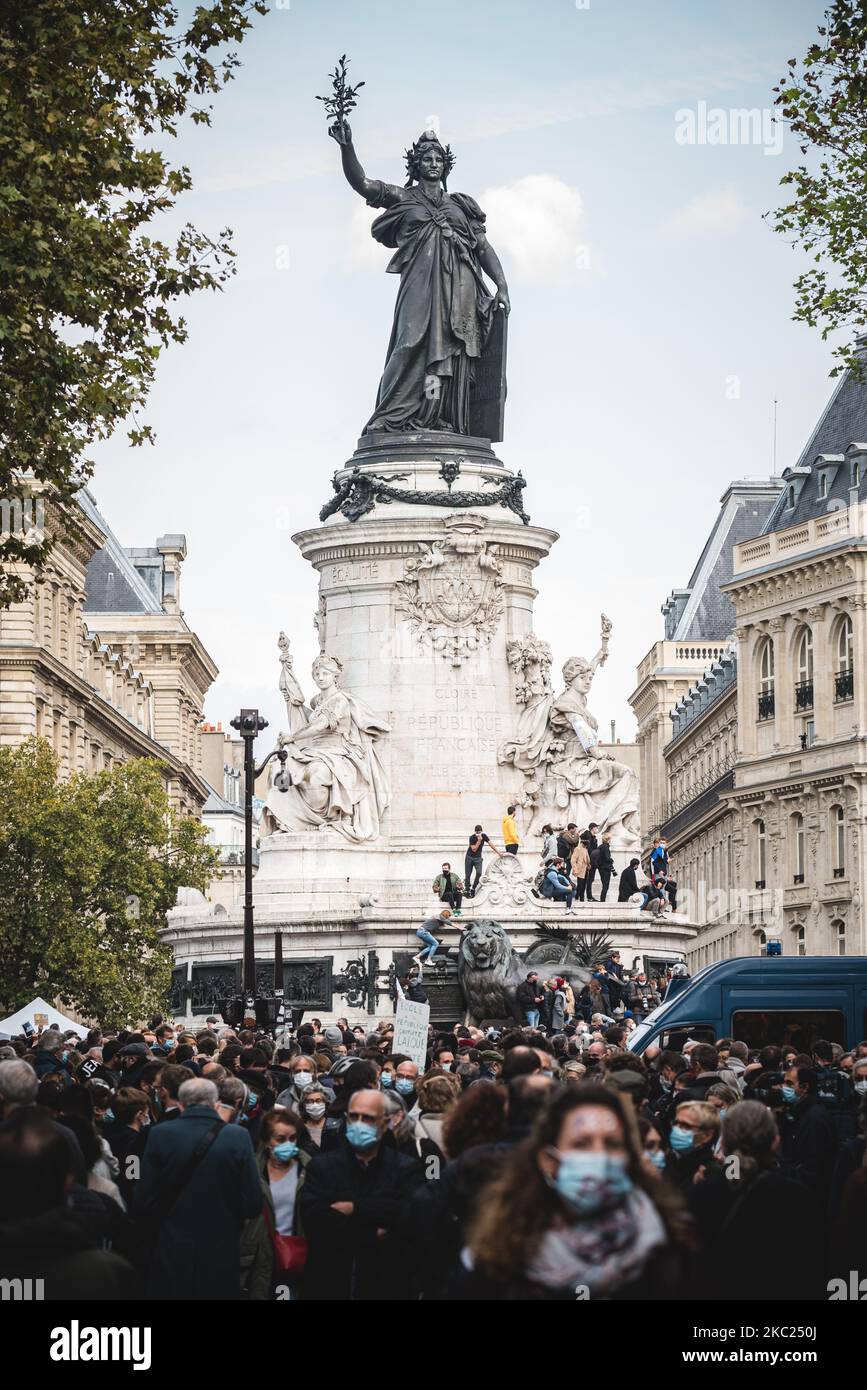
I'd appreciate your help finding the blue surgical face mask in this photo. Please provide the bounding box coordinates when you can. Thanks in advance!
[104,1109,115,1124]
[272,1140,299,1163]
[395,1078,415,1096]
[668,1125,694,1153]
[162,1040,174,1052]
[781,1084,798,1105]
[346,1121,380,1151]
[646,1149,666,1171]
[61,1051,69,1063]
[549,1151,632,1215]
[659,1078,672,1093]
[246,1091,258,1112]
[380,1072,394,1087]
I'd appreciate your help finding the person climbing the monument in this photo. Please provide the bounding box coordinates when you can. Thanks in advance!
[465,824,503,898]
[414,908,452,966]
[502,805,520,855]
[432,862,464,915]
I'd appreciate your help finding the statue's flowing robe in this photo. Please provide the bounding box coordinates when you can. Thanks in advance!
[500,688,639,849]
[363,182,495,434]
[268,687,390,842]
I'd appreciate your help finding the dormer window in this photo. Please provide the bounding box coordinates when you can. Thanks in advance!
[853,460,862,488]
[787,485,796,509]
[818,472,828,499]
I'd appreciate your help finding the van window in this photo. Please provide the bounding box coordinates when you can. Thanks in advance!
[660,1025,715,1051]
[730,1010,846,1052]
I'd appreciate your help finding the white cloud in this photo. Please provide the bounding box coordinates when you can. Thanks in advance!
[480,174,588,286]
[662,188,749,239]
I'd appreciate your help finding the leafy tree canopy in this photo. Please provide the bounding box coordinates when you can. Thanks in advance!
[0,0,267,604]
[0,738,218,1028]
[771,0,867,376]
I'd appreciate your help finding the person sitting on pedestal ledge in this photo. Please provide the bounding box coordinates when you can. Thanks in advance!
[432,862,464,916]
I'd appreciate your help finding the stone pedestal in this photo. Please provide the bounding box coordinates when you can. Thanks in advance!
[292,431,557,845]
[163,432,689,1024]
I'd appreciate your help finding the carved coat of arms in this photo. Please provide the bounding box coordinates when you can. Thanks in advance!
[395,517,504,667]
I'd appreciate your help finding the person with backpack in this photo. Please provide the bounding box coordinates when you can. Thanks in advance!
[133,1076,262,1299]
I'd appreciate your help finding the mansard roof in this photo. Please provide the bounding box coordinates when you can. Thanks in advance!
[662,479,782,641]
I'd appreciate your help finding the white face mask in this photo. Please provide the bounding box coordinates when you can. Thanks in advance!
[305,1102,327,1119]
[855,1079,867,1097]
[294,1072,314,1090]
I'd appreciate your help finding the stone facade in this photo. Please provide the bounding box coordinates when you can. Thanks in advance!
[630,480,782,855]
[0,489,215,815]
[673,361,867,966]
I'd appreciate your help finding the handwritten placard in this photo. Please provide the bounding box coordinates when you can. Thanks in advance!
[392,998,430,1072]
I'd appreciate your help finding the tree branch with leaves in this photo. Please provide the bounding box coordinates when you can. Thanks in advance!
[770,0,867,377]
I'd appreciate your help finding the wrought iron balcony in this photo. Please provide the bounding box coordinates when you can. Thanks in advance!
[794,680,814,711]
[835,668,854,702]
[833,866,846,879]
[757,690,775,720]
[793,873,804,884]
[214,844,260,868]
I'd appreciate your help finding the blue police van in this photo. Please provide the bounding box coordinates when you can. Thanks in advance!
[625,955,867,1056]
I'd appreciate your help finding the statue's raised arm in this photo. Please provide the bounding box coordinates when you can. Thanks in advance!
[328,118,379,201]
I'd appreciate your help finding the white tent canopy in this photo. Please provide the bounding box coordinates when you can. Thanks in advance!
[0,996,87,1039]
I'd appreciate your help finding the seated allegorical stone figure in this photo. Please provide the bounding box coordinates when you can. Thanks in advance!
[498,616,640,852]
[264,652,390,843]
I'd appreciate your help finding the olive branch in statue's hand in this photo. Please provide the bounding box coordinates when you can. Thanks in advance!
[316,54,364,144]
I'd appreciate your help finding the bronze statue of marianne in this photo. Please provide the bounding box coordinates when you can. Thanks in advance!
[329,119,511,439]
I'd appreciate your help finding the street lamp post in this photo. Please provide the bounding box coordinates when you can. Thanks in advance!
[229,708,290,1018]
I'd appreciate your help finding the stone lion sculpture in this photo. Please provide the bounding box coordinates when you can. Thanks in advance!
[457,920,527,1025]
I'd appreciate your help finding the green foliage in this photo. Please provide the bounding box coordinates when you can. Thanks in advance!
[770,1,867,376]
[0,738,218,1028]
[0,0,267,604]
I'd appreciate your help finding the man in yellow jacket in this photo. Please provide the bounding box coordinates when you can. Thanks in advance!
[502,804,520,855]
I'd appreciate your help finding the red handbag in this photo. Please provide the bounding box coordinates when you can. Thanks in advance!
[264,1202,308,1275]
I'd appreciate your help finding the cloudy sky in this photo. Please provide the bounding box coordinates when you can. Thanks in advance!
[89,0,835,742]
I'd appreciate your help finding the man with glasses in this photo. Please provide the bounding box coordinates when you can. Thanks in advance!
[299,1088,424,1300]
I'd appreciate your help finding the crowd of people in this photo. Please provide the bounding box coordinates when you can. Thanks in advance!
[426,816,678,920]
[1,995,865,1301]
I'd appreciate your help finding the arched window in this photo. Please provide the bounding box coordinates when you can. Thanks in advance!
[792,812,805,882]
[795,628,814,710]
[787,485,796,509]
[831,805,846,877]
[833,919,846,956]
[818,472,828,499]
[757,637,775,720]
[796,925,806,957]
[835,614,854,702]
[755,818,766,888]
[852,459,862,488]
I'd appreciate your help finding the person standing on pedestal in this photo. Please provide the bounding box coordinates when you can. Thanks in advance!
[597,831,615,903]
[464,824,502,898]
[584,824,600,900]
[502,805,520,855]
[570,836,591,902]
